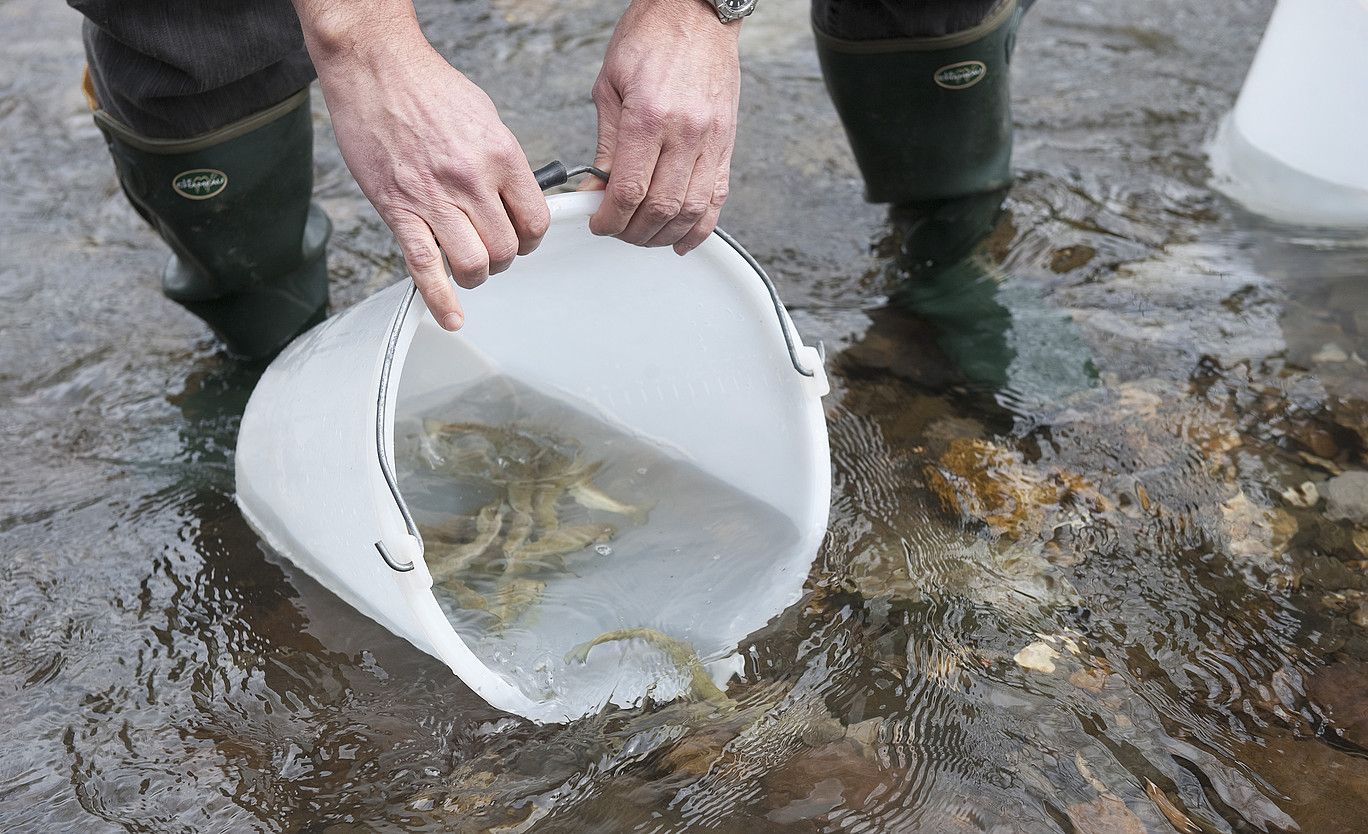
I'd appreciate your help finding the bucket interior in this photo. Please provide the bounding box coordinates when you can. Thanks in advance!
[387,204,826,714]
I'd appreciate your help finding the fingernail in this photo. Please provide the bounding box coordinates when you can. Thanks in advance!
[443,312,464,330]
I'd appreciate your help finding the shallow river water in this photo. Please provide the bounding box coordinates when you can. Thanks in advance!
[5,0,1368,831]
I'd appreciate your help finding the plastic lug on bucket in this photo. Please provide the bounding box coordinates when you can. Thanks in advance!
[1208,0,1368,227]
[235,191,831,723]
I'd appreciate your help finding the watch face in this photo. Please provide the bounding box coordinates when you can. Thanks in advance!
[719,0,757,18]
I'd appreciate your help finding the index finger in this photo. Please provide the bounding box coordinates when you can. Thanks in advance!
[389,211,465,331]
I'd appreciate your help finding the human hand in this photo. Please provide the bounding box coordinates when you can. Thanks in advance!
[299,7,548,330]
[585,0,741,254]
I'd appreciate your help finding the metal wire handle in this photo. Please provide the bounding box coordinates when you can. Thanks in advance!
[374,161,823,571]
[531,161,819,376]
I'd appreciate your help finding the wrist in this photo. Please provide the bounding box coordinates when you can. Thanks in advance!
[294,1,432,72]
[626,0,744,34]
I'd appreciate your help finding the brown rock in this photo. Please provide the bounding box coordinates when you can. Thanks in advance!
[1066,795,1146,834]
[762,741,890,821]
[658,727,732,777]
[1145,779,1199,833]
[1310,660,1368,748]
[1228,730,1368,831]
[1050,244,1097,273]
[1298,426,1342,459]
[1328,399,1368,450]
[926,438,1105,540]
[1070,667,1108,693]
[1306,555,1362,592]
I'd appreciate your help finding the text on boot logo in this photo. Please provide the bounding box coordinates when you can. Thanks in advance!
[934,61,988,90]
[171,169,228,200]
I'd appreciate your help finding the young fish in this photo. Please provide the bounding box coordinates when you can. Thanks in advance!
[502,509,535,556]
[531,483,562,531]
[490,577,546,627]
[507,481,537,518]
[512,523,615,564]
[437,579,489,611]
[569,481,649,524]
[428,503,504,583]
[565,627,731,704]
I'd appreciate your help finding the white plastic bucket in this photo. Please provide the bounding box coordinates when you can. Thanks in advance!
[1208,0,1368,226]
[235,191,831,723]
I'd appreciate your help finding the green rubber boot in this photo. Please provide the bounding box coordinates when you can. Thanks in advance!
[814,0,1024,205]
[93,89,330,361]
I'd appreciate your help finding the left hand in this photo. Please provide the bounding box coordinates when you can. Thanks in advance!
[585,0,741,254]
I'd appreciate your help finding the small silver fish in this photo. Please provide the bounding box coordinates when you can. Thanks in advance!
[566,627,730,704]
[429,503,503,583]
[512,523,615,563]
[569,481,649,523]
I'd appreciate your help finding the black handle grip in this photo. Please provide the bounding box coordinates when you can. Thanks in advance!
[533,160,570,191]
[533,161,608,192]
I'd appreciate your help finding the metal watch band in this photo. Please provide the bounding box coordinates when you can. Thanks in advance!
[714,0,757,23]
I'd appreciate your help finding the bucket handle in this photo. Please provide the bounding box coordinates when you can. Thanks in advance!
[374,161,824,572]
[374,282,424,572]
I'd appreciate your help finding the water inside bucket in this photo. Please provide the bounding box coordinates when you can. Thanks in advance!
[395,376,802,715]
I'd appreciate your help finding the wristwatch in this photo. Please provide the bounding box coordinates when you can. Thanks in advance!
[710,0,757,23]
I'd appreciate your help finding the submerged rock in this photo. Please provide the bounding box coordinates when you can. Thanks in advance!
[1309,660,1368,748]
[1014,641,1060,674]
[1066,795,1146,834]
[1281,480,1320,509]
[1221,492,1297,564]
[1325,471,1368,524]
[1226,729,1368,830]
[1145,780,1200,834]
[926,438,1106,541]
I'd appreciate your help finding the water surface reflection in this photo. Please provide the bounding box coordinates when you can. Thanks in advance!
[4,0,1368,830]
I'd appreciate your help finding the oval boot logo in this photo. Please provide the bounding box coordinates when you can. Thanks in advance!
[934,60,988,90]
[171,169,228,200]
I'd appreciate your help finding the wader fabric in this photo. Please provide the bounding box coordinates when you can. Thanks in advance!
[69,0,315,139]
[812,0,1005,40]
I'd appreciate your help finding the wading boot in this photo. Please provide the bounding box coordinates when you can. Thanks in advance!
[813,0,1026,206]
[91,87,330,361]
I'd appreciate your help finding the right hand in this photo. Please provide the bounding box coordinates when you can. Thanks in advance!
[310,34,548,330]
